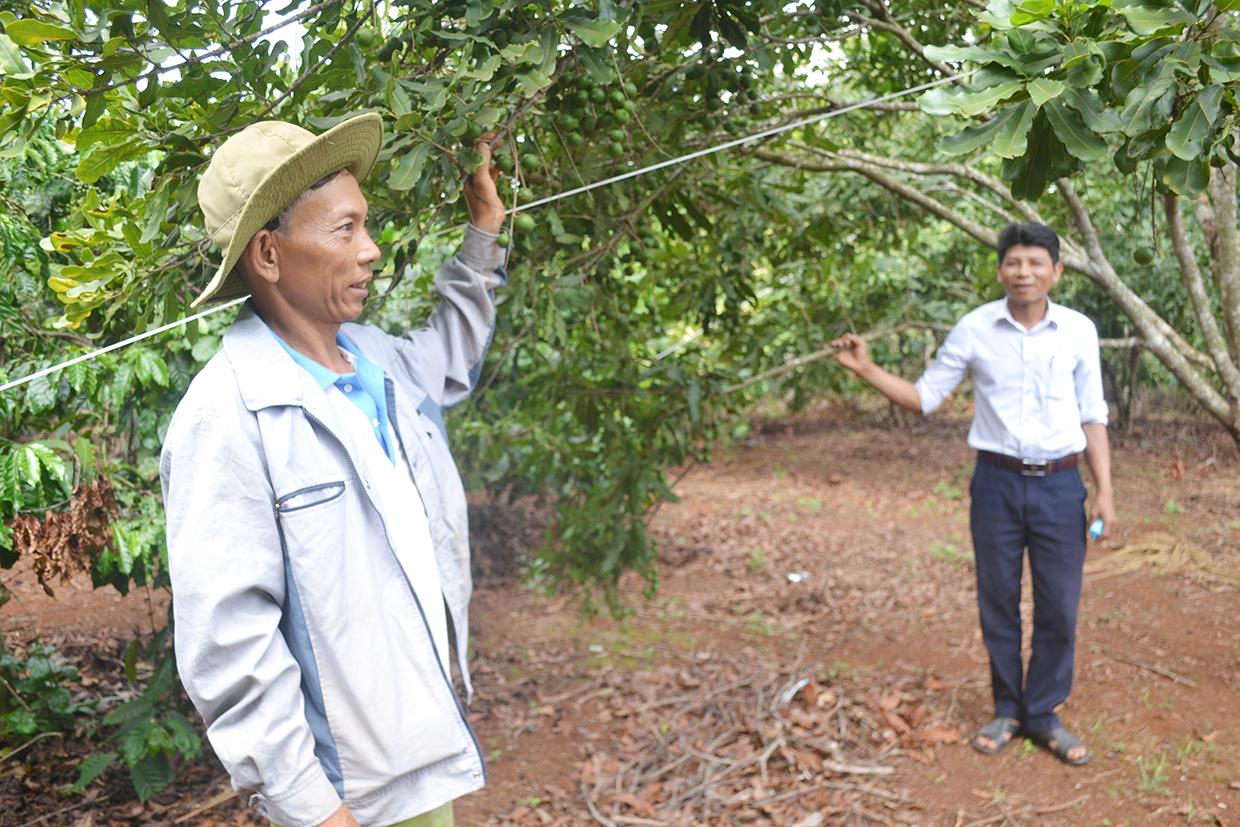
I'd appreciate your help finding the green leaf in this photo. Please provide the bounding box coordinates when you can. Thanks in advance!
[925,44,1013,68]
[1062,88,1123,134]
[1011,0,1054,25]
[145,0,172,36]
[1044,99,1109,162]
[120,721,155,765]
[1112,40,1175,99]
[1119,72,1174,137]
[69,752,117,793]
[537,28,557,78]
[1026,78,1064,108]
[128,752,174,801]
[4,18,77,47]
[387,143,430,192]
[1166,85,1223,161]
[991,101,1038,159]
[514,68,553,96]
[30,443,68,491]
[76,138,148,184]
[562,11,623,49]
[103,695,153,727]
[65,360,97,395]
[497,39,542,64]
[918,81,1023,117]
[1002,111,1076,201]
[133,350,169,387]
[2,451,19,512]
[81,91,106,130]
[0,33,30,76]
[76,120,135,152]
[73,436,96,482]
[1118,5,1196,36]
[123,639,138,682]
[164,712,202,759]
[938,101,1032,157]
[25,375,56,415]
[112,524,136,575]
[1160,155,1209,196]
[938,111,1008,156]
[576,46,616,85]
[978,0,1019,29]
[1060,40,1095,70]
[1066,55,1104,87]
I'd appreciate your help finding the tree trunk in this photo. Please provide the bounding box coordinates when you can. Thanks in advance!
[751,148,1240,446]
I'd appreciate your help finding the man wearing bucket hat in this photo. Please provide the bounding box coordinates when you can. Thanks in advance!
[160,113,507,827]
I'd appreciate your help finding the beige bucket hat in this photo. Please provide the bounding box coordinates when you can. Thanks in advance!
[193,113,384,307]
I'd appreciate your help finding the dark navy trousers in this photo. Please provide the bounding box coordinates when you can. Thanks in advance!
[969,459,1088,732]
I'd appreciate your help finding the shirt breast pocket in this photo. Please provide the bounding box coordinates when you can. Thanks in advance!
[1046,355,1077,401]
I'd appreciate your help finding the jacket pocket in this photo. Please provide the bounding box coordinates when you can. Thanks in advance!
[276,481,347,514]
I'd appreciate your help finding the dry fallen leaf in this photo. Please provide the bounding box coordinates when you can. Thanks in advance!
[914,726,960,744]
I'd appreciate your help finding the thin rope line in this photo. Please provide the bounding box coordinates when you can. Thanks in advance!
[0,72,970,396]
[0,297,248,394]
[515,72,971,214]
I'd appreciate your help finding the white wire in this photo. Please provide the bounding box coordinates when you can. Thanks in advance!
[0,297,249,394]
[0,72,969,396]
[515,72,972,214]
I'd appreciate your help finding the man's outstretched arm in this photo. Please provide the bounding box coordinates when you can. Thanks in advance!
[831,333,923,414]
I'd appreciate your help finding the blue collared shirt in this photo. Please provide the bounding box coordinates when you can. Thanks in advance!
[272,331,396,463]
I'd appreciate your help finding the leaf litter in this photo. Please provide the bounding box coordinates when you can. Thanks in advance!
[475,645,965,826]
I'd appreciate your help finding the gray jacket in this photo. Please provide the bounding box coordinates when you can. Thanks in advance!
[161,228,504,827]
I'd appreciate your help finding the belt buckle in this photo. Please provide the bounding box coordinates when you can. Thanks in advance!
[1021,458,1048,477]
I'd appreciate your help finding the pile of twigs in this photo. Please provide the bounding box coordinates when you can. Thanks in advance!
[496,659,963,825]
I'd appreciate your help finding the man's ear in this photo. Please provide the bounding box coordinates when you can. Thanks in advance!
[240,229,280,287]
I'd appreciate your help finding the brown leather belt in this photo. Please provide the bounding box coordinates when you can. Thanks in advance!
[977,450,1080,477]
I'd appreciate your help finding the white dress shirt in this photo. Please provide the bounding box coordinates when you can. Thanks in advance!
[914,298,1108,460]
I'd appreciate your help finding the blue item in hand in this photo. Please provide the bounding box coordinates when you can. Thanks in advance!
[1088,518,1104,541]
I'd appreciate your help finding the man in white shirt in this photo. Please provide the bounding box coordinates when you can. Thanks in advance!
[832,223,1116,766]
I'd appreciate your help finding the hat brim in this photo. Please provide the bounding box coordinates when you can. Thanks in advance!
[191,113,385,308]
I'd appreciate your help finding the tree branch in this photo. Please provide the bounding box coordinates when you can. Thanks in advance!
[749,151,1235,433]
[846,0,954,77]
[1058,179,1233,427]
[723,321,912,394]
[56,0,344,105]
[1207,166,1240,361]
[832,148,1051,230]
[906,321,1211,364]
[924,180,1021,225]
[752,147,1000,249]
[1163,193,1240,396]
[257,2,375,121]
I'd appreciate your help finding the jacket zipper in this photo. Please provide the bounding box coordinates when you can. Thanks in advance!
[297,406,487,782]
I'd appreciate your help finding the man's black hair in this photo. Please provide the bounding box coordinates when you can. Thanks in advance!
[997,222,1060,265]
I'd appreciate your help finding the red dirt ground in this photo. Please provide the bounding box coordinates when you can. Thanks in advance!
[3,404,1238,826]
